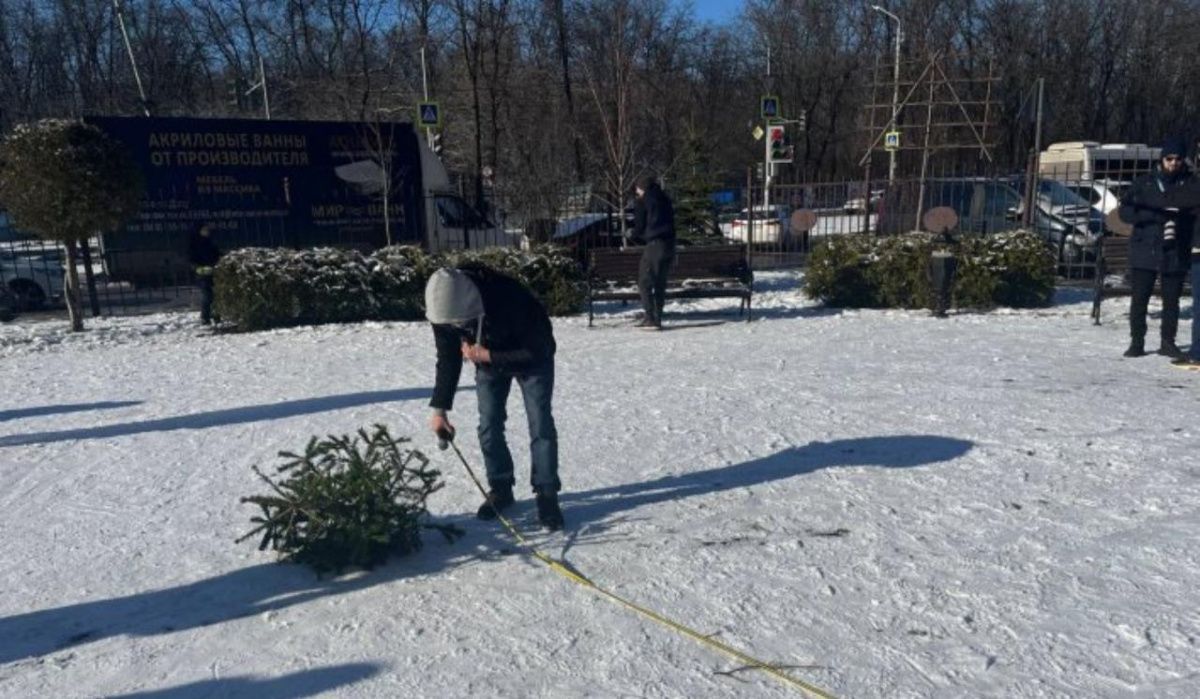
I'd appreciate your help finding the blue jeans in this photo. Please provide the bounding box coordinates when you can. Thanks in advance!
[1192,260,1200,360]
[475,361,560,493]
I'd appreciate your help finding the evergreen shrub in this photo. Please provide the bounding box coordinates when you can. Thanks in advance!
[237,425,461,574]
[805,230,1055,310]
[216,243,584,330]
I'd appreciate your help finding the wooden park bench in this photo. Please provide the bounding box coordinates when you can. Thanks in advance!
[587,244,753,327]
[1092,234,1192,325]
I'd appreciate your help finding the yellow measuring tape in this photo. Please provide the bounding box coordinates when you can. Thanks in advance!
[443,439,838,698]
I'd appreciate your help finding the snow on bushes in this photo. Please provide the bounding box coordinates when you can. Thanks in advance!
[805,230,1055,310]
[214,244,585,331]
[442,244,586,317]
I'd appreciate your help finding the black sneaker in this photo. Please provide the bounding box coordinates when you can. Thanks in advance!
[535,490,564,531]
[1123,341,1145,358]
[1172,356,1200,369]
[1157,342,1185,359]
[476,488,515,520]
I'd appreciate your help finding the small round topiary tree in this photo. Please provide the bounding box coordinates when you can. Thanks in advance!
[0,119,143,331]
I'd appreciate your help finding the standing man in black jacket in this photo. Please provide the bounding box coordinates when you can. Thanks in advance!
[187,223,222,325]
[425,265,564,530]
[1117,136,1195,358]
[632,176,676,330]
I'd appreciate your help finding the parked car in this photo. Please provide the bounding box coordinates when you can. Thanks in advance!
[723,204,792,245]
[1025,177,1108,260]
[1061,179,1129,215]
[1,249,65,310]
[843,189,884,213]
[875,176,1105,263]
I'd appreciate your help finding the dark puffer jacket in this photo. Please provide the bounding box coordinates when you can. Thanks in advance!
[429,265,556,411]
[188,233,221,268]
[1119,167,1195,273]
[633,183,676,244]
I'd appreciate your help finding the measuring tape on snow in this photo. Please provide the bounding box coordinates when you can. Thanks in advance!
[440,438,838,698]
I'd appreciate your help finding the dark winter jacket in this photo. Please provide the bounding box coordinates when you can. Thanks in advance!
[429,265,556,411]
[633,184,676,244]
[188,233,221,269]
[1119,167,1195,273]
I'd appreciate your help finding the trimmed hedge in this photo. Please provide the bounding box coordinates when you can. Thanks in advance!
[214,243,585,331]
[805,230,1055,310]
[441,245,587,317]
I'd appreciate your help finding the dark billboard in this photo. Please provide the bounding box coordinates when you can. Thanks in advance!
[86,116,425,281]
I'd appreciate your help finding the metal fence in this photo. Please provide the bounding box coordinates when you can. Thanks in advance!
[0,154,1168,322]
[736,157,1159,279]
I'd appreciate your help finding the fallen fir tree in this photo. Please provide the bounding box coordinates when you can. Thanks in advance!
[237,424,462,574]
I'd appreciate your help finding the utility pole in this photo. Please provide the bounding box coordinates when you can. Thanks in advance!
[763,42,773,212]
[421,46,433,149]
[1033,77,1044,167]
[1025,77,1045,227]
[259,55,270,119]
[763,121,772,211]
[245,55,271,119]
[112,0,150,116]
[872,5,902,185]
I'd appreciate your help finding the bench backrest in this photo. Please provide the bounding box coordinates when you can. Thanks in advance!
[589,245,750,284]
[1100,235,1130,273]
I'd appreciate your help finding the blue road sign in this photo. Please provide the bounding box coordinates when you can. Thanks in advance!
[418,102,441,127]
[761,95,780,119]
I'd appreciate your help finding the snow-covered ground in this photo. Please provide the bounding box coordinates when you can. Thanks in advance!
[2,271,1198,698]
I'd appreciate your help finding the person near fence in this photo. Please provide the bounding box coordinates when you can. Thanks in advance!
[424,265,564,530]
[187,223,222,325]
[1117,136,1194,359]
[1186,229,1200,367]
[1127,139,1200,366]
[632,176,676,330]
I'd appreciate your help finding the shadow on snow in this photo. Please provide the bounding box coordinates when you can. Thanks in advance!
[562,434,974,524]
[108,663,382,699]
[0,434,970,666]
[0,401,143,423]
[0,388,462,448]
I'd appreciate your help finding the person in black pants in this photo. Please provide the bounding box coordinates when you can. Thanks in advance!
[1117,137,1194,358]
[632,176,676,330]
[187,223,222,325]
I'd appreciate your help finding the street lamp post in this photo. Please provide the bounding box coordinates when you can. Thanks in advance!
[872,5,902,185]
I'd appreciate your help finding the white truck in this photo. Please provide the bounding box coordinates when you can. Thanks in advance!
[1038,141,1159,182]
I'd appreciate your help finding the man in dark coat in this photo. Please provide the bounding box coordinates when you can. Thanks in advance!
[187,223,222,325]
[425,265,564,530]
[1117,137,1195,358]
[632,176,676,330]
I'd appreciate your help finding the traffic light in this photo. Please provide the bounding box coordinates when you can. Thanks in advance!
[768,125,792,163]
[431,131,443,156]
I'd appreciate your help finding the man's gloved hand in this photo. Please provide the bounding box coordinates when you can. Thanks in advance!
[430,412,455,450]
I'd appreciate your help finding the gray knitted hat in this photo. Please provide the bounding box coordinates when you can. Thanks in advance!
[425,268,484,325]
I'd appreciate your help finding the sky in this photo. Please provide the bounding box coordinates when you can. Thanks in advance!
[681,0,742,25]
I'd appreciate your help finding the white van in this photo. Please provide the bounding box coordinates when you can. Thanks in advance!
[1039,141,1160,181]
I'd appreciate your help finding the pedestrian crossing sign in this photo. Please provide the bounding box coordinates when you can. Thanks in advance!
[760,95,780,120]
[885,131,901,151]
[418,102,441,127]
